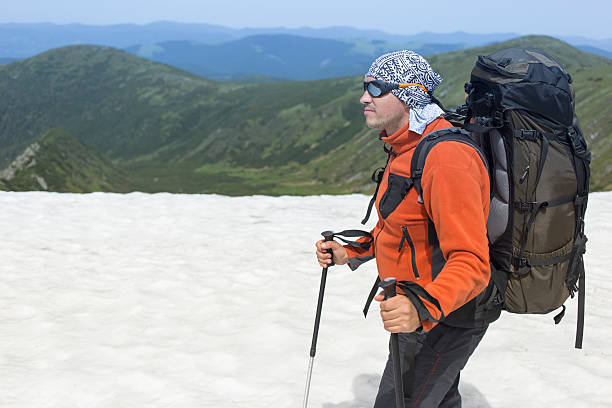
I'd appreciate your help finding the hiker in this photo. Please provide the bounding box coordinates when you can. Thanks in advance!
[315,50,493,407]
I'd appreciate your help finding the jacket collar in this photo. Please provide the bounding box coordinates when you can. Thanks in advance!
[380,116,446,155]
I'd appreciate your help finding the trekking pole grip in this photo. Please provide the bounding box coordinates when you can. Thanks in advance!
[321,230,335,267]
[380,277,397,299]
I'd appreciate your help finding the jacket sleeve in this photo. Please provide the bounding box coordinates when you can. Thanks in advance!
[418,141,491,331]
[343,217,382,270]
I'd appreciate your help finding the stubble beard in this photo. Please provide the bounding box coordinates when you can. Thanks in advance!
[364,106,410,134]
[365,114,386,131]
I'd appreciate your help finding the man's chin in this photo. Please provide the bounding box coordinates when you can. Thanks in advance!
[365,119,383,131]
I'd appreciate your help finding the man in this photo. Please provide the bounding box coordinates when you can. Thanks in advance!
[315,51,491,407]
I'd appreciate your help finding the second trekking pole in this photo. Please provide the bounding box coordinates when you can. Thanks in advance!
[380,277,405,408]
[302,231,335,408]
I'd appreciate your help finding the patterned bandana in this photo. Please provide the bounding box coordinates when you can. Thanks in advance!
[366,50,444,134]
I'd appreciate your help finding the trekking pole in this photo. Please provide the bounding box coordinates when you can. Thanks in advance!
[302,230,335,408]
[380,277,405,408]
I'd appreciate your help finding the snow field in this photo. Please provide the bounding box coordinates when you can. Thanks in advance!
[0,191,610,407]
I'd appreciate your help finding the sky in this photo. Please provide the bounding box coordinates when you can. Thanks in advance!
[1,0,611,39]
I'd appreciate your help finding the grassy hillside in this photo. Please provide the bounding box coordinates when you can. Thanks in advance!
[0,128,131,192]
[0,45,369,193]
[0,36,610,194]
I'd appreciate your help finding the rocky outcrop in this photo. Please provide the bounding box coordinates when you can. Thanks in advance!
[0,142,40,180]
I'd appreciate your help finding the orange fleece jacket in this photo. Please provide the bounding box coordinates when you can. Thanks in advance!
[346,117,490,331]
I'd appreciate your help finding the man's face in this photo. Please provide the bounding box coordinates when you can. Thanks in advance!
[360,76,411,135]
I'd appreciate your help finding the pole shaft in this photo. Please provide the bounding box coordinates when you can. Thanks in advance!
[390,334,404,408]
[302,357,315,408]
[303,232,335,408]
[380,277,405,408]
[310,267,328,357]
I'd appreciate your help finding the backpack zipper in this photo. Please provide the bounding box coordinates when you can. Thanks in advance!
[398,226,420,279]
[519,166,530,184]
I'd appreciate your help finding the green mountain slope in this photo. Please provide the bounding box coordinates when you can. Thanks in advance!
[0,45,222,164]
[0,45,369,193]
[0,128,131,192]
[0,36,610,194]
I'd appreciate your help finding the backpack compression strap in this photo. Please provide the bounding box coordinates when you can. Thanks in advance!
[567,125,591,349]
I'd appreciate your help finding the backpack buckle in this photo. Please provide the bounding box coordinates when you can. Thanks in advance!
[567,127,590,160]
[516,257,529,267]
[514,200,535,212]
[492,292,504,305]
[512,257,531,275]
[574,194,587,206]
[371,167,385,183]
[519,130,538,140]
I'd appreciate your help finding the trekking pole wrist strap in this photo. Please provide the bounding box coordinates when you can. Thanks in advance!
[323,229,373,249]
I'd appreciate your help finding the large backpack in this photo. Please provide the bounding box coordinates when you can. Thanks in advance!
[408,48,591,348]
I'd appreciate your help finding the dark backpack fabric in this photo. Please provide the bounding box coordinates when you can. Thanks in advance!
[409,48,590,348]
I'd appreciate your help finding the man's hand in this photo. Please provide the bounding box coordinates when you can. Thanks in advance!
[375,291,421,333]
[315,240,348,267]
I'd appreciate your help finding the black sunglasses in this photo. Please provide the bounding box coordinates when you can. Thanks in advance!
[363,80,429,98]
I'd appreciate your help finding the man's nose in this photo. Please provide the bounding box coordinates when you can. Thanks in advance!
[360,90,372,105]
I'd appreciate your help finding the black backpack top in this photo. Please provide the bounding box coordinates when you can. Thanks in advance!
[466,48,576,129]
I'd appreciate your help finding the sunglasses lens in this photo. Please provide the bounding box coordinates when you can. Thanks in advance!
[365,82,383,97]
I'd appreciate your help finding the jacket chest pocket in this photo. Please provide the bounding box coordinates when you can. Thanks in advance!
[379,173,414,219]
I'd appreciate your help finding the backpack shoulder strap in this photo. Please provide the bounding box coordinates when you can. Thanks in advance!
[410,127,488,201]
[361,144,395,225]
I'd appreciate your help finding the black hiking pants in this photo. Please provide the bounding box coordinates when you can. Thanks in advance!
[373,323,488,408]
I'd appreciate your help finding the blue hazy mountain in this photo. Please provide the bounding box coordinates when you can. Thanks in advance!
[575,45,612,59]
[0,22,526,59]
[0,22,239,58]
[2,21,610,63]
[559,35,612,53]
[123,35,463,81]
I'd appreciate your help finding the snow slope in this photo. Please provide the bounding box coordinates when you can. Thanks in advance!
[0,191,610,407]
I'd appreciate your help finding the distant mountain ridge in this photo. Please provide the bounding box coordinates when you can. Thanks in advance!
[124,35,462,81]
[0,36,610,194]
[2,21,611,60]
[576,45,612,59]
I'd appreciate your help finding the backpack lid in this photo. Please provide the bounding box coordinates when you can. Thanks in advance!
[468,48,575,127]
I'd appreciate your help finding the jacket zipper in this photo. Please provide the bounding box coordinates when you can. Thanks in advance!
[398,226,420,279]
